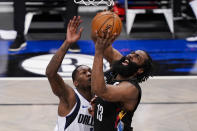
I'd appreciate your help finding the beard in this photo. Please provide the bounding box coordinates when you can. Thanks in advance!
[111,56,140,78]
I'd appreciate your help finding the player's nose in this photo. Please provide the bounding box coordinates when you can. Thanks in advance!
[87,71,91,77]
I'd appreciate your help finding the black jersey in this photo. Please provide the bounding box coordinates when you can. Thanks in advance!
[94,97,121,131]
[117,80,141,131]
[93,70,142,131]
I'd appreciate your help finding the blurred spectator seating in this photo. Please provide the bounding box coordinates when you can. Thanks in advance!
[0,0,68,35]
[114,0,174,36]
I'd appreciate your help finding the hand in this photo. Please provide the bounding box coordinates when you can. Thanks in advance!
[94,29,117,52]
[66,16,83,44]
[88,96,97,117]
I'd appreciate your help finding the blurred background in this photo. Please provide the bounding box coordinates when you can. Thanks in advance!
[0,0,197,77]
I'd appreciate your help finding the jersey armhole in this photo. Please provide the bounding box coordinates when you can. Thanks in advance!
[64,93,81,129]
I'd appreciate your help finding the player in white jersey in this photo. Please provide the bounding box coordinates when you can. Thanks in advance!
[54,89,93,131]
[46,16,94,131]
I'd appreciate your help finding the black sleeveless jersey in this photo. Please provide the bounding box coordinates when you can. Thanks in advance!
[93,70,142,131]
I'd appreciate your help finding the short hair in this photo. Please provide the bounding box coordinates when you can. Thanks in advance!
[136,51,154,83]
[71,65,86,82]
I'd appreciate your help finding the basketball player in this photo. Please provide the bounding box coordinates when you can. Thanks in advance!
[91,30,154,131]
[46,16,93,131]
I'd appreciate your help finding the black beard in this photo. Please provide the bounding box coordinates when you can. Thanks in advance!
[111,56,140,78]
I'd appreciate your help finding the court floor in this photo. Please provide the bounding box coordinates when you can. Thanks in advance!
[0,77,197,131]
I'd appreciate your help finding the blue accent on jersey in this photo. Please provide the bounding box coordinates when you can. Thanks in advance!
[82,105,88,108]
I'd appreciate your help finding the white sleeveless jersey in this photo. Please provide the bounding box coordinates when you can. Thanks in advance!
[54,89,94,131]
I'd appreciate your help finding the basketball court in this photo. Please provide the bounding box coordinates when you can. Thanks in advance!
[0,0,197,131]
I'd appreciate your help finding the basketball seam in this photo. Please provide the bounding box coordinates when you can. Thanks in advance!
[92,13,113,22]
[98,16,114,35]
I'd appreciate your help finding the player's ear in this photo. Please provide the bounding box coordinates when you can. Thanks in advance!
[74,81,79,87]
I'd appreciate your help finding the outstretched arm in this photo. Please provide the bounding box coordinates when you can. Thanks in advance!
[46,16,83,107]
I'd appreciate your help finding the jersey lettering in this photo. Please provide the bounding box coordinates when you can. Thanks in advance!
[78,114,94,126]
[96,104,103,121]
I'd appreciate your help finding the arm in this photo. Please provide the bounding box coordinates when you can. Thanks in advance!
[92,31,122,65]
[91,31,138,111]
[92,54,138,111]
[46,16,83,108]
[103,45,123,65]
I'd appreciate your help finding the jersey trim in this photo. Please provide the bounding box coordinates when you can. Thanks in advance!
[64,93,81,130]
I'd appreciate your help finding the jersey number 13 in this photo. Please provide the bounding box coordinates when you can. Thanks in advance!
[96,104,103,121]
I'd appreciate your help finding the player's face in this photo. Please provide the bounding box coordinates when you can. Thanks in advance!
[124,50,148,66]
[76,66,92,89]
[111,50,148,77]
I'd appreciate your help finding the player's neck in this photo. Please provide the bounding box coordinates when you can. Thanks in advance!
[77,88,93,102]
[116,74,135,81]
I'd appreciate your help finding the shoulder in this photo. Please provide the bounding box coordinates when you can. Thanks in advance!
[118,81,140,111]
[118,81,139,98]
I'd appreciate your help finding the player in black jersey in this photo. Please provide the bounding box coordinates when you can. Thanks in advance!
[91,30,154,131]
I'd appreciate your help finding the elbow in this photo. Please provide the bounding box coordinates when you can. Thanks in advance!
[45,67,50,77]
[45,66,54,78]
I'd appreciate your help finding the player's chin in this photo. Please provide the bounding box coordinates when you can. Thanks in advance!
[87,84,91,90]
[88,77,91,82]
[88,81,91,86]
[85,80,91,86]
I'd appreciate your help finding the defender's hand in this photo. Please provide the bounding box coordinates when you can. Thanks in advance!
[88,96,97,117]
[66,16,83,44]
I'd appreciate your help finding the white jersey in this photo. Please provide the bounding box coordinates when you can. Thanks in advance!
[54,89,94,131]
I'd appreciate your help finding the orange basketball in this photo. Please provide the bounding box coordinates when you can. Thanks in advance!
[91,10,122,38]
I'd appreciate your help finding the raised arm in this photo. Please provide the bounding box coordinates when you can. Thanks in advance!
[103,45,123,65]
[91,32,122,65]
[46,16,83,107]
[91,30,138,111]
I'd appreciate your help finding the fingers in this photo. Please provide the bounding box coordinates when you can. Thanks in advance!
[95,30,99,38]
[100,29,105,39]
[75,16,82,29]
[90,96,97,105]
[70,16,76,28]
[101,29,117,47]
[88,107,94,116]
[106,29,110,39]
[78,27,84,37]
[94,28,117,50]
[70,16,82,29]
[67,20,72,31]
[104,30,112,47]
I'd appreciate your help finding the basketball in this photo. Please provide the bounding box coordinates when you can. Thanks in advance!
[91,10,122,39]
